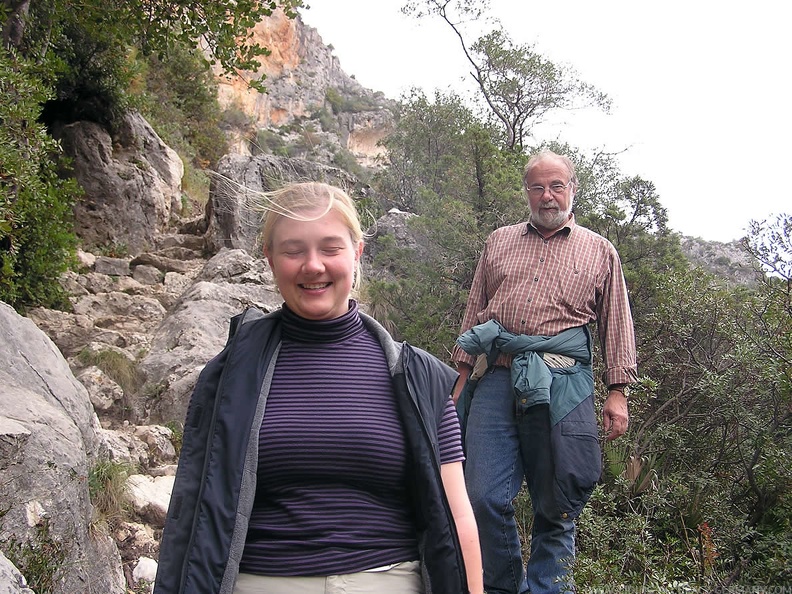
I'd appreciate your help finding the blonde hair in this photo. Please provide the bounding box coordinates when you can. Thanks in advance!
[258,182,364,291]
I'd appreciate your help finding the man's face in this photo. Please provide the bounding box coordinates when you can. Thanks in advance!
[525,157,574,233]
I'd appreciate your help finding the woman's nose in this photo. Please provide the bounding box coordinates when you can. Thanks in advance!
[302,250,324,273]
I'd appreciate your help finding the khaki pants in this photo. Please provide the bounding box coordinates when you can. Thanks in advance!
[233,561,424,594]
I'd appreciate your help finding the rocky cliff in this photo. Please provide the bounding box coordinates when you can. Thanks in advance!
[214,8,394,168]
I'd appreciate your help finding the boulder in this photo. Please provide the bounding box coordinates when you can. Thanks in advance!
[0,551,34,594]
[0,302,125,594]
[132,557,158,592]
[140,249,282,423]
[59,111,184,255]
[125,475,175,527]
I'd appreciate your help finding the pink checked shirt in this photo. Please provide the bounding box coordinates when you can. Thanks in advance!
[452,215,638,387]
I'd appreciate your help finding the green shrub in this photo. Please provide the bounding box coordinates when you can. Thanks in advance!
[4,520,67,594]
[325,87,378,115]
[0,51,79,311]
[165,420,184,456]
[254,129,288,156]
[220,104,254,129]
[313,107,338,132]
[332,148,367,180]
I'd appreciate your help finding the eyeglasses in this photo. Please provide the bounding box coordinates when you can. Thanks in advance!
[526,180,573,199]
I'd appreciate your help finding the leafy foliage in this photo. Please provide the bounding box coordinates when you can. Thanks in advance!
[129,42,231,206]
[366,89,527,354]
[469,28,611,151]
[132,45,229,169]
[13,0,303,102]
[595,240,792,587]
[325,87,381,114]
[3,520,67,594]
[0,51,79,309]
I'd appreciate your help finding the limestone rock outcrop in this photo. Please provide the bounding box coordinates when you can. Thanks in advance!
[0,303,125,594]
[213,9,394,166]
[59,111,185,255]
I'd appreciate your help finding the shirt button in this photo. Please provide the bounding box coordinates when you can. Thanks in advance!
[521,320,526,324]
[534,277,539,281]
[527,298,532,303]
[561,512,569,519]
[540,258,545,262]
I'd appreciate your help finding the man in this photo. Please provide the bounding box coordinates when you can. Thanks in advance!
[452,150,637,594]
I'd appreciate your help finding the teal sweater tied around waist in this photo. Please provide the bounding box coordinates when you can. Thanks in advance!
[456,320,594,425]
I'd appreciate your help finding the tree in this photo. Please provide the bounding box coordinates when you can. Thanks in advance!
[368,90,527,354]
[6,0,302,86]
[402,0,610,151]
[741,214,791,546]
[586,215,792,587]
[568,145,689,318]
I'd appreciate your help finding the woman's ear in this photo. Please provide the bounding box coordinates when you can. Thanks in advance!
[355,240,365,262]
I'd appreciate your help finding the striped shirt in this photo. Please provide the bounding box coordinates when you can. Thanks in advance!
[452,216,637,387]
[240,302,464,576]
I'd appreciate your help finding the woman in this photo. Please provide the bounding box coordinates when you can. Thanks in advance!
[153,182,483,594]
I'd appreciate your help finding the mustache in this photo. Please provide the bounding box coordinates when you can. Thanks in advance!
[531,202,561,214]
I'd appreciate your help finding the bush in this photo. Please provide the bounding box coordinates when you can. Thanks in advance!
[332,148,367,180]
[0,51,79,310]
[325,87,379,114]
[254,129,288,156]
[3,520,67,594]
[130,42,229,205]
[164,420,184,456]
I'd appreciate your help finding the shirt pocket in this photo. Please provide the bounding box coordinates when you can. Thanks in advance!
[554,263,597,313]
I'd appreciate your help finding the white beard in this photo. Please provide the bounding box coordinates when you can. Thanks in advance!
[531,199,573,231]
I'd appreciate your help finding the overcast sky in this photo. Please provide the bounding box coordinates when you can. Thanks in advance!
[301,0,790,243]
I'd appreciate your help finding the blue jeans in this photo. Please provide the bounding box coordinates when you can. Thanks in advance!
[464,368,576,594]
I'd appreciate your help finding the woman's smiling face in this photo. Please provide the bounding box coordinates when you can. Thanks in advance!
[265,208,364,321]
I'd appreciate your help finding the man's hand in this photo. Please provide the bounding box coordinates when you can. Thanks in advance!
[602,389,629,441]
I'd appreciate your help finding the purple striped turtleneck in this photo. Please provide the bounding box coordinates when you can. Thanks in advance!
[238,301,463,577]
